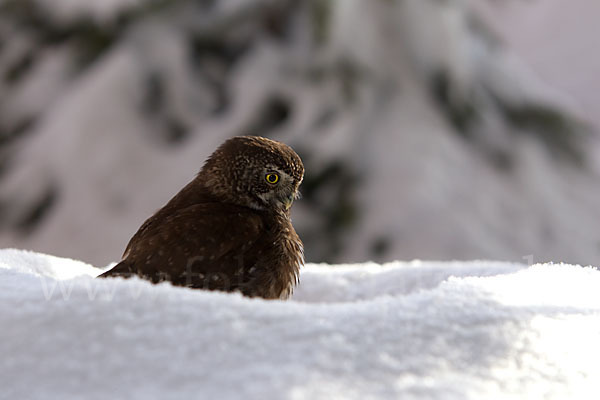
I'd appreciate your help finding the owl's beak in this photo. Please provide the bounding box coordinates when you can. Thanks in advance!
[283,194,294,211]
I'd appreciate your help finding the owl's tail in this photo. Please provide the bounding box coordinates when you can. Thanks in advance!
[97,260,135,279]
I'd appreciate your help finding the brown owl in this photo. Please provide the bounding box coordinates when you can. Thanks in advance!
[99,136,304,299]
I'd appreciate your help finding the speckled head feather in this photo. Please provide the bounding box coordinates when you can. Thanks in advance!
[199,136,304,211]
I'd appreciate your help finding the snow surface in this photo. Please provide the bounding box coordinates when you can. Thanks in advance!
[1,249,599,399]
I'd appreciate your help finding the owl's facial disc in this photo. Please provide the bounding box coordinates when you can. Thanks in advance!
[256,167,300,211]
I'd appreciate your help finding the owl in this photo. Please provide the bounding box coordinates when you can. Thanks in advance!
[99,136,304,299]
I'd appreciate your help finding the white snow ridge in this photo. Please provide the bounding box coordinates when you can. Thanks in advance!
[1,249,599,399]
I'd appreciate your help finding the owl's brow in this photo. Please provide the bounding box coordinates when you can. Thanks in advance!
[264,165,289,178]
[271,163,302,180]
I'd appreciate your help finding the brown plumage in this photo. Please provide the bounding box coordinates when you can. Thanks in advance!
[99,136,304,299]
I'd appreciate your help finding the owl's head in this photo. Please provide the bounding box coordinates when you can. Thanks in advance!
[199,136,304,212]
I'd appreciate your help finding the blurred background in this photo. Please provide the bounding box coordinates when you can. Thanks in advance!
[1,0,599,268]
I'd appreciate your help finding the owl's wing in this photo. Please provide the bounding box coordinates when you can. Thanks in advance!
[100,203,264,291]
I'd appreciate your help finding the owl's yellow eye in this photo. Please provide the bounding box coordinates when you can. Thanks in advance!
[265,173,280,184]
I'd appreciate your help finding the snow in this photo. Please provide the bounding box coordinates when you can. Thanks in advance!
[471,0,600,129]
[1,249,599,399]
[2,0,600,268]
[33,0,152,25]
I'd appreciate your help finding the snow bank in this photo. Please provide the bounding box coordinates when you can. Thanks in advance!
[1,249,599,399]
